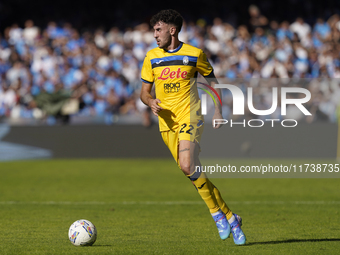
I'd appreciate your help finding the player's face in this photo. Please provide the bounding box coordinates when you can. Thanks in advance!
[153,22,172,49]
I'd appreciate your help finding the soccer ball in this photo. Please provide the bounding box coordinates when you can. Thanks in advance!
[68,219,97,246]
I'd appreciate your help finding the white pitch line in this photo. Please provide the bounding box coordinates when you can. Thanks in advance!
[0,201,339,205]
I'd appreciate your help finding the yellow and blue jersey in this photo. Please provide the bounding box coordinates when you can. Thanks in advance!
[141,42,213,132]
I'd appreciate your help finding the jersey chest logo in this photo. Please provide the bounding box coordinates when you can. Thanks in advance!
[158,67,188,80]
[164,82,180,93]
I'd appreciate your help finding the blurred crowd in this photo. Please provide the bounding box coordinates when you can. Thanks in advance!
[0,5,340,125]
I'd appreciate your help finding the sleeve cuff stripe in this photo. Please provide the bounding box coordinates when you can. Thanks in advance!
[203,69,214,77]
[141,78,153,84]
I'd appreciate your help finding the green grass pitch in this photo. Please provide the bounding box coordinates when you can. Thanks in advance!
[0,159,339,255]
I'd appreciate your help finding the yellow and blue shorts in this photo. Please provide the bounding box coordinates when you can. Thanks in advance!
[161,120,204,167]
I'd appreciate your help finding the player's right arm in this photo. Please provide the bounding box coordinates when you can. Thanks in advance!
[140,82,163,116]
[140,53,163,116]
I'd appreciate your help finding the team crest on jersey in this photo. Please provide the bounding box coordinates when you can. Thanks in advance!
[183,56,189,65]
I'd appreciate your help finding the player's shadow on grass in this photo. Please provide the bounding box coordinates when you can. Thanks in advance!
[246,238,340,246]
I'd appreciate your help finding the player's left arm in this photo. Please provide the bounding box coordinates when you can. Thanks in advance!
[204,71,223,129]
[197,50,223,129]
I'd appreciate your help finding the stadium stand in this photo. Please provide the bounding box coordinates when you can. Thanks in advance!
[0,6,339,125]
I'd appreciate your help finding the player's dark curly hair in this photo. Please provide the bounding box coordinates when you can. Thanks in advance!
[150,9,183,32]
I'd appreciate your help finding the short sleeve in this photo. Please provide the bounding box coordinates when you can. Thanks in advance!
[141,54,154,83]
[196,50,213,77]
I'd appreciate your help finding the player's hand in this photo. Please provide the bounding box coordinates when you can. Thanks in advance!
[148,98,163,116]
[212,112,223,129]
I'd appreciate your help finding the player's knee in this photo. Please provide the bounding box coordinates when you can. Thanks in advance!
[179,160,190,175]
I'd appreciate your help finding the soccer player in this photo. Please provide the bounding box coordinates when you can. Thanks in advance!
[140,9,246,245]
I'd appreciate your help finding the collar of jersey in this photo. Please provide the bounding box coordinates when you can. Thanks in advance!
[164,42,183,53]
